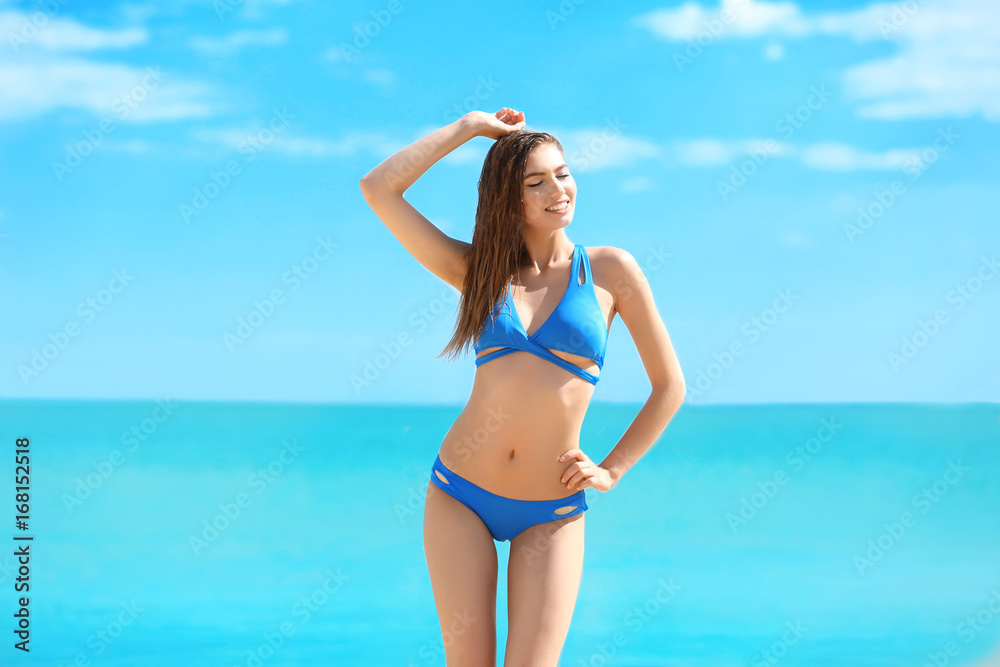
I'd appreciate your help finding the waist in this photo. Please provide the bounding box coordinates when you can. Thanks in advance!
[439,387,590,499]
[437,438,582,500]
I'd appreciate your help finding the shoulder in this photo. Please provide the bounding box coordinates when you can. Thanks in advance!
[584,246,646,287]
[583,246,649,313]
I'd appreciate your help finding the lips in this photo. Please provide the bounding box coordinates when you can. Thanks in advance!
[545,200,570,212]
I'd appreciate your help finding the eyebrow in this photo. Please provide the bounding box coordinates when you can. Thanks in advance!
[523,164,569,180]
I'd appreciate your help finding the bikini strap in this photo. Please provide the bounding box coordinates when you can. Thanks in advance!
[570,244,582,286]
[577,244,591,285]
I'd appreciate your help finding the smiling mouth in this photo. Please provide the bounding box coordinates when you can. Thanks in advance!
[545,201,570,212]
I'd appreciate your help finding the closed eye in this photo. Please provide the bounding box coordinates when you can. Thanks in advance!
[529,173,570,187]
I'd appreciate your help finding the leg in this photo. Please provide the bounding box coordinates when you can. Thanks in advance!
[423,480,499,666]
[504,512,586,667]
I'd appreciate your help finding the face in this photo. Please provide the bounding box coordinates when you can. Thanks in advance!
[520,143,576,227]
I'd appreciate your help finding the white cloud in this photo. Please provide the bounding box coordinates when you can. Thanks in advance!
[631,0,883,41]
[0,10,147,51]
[0,10,217,123]
[554,127,661,172]
[778,230,814,248]
[845,35,1000,120]
[673,138,793,166]
[362,68,396,88]
[232,0,297,21]
[193,127,405,158]
[442,144,485,165]
[0,60,216,122]
[620,176,655,193]
[674,138,739,166]
[671,137,922,171]
[116,3,168,24]
[189,28,288,56]
[799,142,921,170]
[634,0,1000,121]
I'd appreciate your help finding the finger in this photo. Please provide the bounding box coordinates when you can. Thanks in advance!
[557,448,581,462]
[559,462,582,484]
[565,470,587,490]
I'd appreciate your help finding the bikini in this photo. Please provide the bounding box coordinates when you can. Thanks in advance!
[472,242,608,385]
[428,243,609,542]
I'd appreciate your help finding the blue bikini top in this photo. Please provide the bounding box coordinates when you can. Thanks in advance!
[473,244,609,384]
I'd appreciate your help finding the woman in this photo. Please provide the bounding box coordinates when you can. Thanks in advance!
[359,107,685,665]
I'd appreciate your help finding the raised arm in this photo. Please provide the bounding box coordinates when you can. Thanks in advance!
[359,110,525,292]
[361,108,524,291]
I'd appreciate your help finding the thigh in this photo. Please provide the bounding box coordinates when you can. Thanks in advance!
[505,512,586,667]
[423,480,499,666]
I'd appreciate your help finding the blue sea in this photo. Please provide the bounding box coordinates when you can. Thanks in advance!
[0,400,998,666]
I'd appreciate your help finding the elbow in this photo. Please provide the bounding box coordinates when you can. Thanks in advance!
[669,382,686,405]
[652,378,685,405]
[360,174,397,202]
[359,175,375,198]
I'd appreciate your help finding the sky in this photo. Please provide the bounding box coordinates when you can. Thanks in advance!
[1,0,998,405]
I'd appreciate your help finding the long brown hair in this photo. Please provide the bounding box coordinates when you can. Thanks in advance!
[437,129,565,362]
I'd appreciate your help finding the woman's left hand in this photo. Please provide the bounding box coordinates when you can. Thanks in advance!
[557,449,616,492]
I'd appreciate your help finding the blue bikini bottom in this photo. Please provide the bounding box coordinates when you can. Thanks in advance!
[429,454,588,542]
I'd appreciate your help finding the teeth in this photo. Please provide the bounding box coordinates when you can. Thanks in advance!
[546,202,569,212]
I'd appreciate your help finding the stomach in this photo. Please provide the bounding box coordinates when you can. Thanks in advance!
[436,348,599,500]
